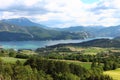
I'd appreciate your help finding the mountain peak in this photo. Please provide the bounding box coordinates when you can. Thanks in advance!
[2,17,30,22]
[1,17,46,27]
[19,17,28,20]
[14,17,31,21]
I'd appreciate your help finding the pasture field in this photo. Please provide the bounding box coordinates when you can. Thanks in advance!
[66,46,109,55]
[104,68,120,80]
[0,57,91,69]
[50,59,91,69]
[0,57,26,63]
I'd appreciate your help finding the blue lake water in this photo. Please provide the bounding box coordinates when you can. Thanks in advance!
[0,37,112,50]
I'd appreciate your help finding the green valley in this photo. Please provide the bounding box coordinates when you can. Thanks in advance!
[0,38,120,80]
[0,0,120,79]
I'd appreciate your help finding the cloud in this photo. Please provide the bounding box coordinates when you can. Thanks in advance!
[87,0,120,26]
[0,0,49,15]
[0,0,120,27]
[0,0,14,8]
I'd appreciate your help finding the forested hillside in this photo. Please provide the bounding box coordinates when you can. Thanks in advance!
[47,38,120,48]
[0,21,89,41]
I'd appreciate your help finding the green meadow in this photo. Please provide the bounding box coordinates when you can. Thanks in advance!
[104,68,120,80]
[50,59,91,69]
[0,57,26,63]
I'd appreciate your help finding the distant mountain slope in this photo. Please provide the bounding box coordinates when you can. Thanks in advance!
[74,39,120,48]
[0,31,32,41]
[0,21,31,34]
[57,26,104,32]
[56,25,120,37]
[96,25,120,37]
[0,21,89,41]
[48,38,120,48]
[56,26,104,37]
[1,17,46,28]
[113,36,120,41]
[2,17,120,38]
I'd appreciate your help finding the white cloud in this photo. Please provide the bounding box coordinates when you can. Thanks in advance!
[0,0,14,8]
[23,0,41,7]
[0,0,120,27]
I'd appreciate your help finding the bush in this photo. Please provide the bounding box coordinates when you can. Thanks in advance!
[16,54,29,59]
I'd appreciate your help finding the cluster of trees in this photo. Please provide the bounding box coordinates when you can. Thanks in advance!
[46,53,94,62]
[46,53,120,71]
[36,46,120,71]
[36,47,72,54]
[0,49,31,59]
[0,59,53,80]
[0,56,113,80]
[0,49,16,57]
[91,54,120,71]
[24,57,113,80]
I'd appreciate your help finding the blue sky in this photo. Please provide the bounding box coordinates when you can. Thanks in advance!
[0,0,120,28]
[81,0,98,4]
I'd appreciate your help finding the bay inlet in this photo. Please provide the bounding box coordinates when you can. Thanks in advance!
[0,37,112,50]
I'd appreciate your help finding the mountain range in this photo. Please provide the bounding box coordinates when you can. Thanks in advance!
[57,25,120,37]
[0,18,89,41]
[0,17,120,41]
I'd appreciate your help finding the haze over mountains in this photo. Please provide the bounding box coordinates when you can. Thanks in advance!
[47,38,120,48]
[0,18,89,41]
[56,25,120,37]
[1,17,46,28]
[0,17,120,41]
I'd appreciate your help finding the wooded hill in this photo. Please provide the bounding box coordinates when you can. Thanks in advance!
[0,21,89,41]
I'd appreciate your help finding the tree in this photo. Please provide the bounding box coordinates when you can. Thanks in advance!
[55,73,80,80]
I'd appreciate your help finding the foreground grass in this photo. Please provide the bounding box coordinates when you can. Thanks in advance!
[0,57,26,63]
[50,59,91,69]
[104,68,120,80]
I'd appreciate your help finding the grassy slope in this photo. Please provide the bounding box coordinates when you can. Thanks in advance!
[66,46,109,55]
[50,59,91,69]
[60,60,91,69]
[0,57,91,69]
[0,57,26,63]
[104,68,120,80]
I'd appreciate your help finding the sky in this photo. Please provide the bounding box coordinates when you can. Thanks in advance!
[0,0,120,28]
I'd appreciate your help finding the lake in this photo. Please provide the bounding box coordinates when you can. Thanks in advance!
[0,37,112,50]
